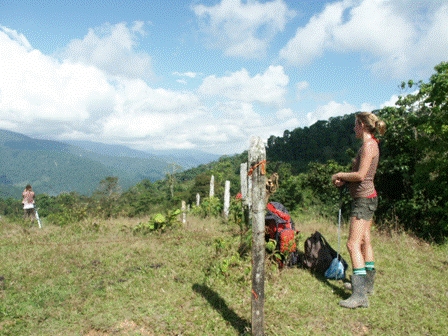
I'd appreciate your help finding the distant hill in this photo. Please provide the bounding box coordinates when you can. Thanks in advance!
[63,140,221,169]
[0,129,219,198]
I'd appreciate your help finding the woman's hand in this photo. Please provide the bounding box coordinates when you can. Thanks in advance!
[332,173,345,187]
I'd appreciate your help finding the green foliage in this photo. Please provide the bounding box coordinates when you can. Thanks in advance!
[0,197,22,217]
[91,176,122,219]
[206,235,250,281]
[270,160,349,219]
[376,61,448,242]
[133,209,181,234]
[45,202,88,227]
[117,179,156,217]
[266,114,358,174]
[228,194,247,229]
[190,197,223,218]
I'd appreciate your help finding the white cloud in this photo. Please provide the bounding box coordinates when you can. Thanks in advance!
[276,108,293,120]
[296,81,309,99]
[0,25,33,50]
[0,28,114,129]
[306,101,358,125]
[275,108,300,134]
[410,4,448,77]
[380,95,400,108]
[0,25,292,155]
[198,65,289,104]
[194,101,300,154]
[280,0,448,78]
[173,71,198,78]
[279,0,346,65]
[59,22,153,80]
[360,103,375,112]
[193,0,295,58]
[379,89,418,109]
[100,80,201,140]
[0,27,202,150]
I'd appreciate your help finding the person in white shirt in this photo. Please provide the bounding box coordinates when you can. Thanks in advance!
[22,184,35,221]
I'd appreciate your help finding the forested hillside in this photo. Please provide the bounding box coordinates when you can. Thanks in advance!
[0,130,173,197]
[266,113,360,173]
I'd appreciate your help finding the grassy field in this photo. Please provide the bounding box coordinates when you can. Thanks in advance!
[0,213,447,335]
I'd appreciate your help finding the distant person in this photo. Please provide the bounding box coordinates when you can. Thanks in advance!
[331,112,386,309]
[22,184,35,221]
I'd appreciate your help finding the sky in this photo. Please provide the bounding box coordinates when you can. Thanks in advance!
[1,0,447,155]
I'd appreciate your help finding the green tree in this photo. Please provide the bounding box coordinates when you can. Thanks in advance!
[93,176,121,218]
[118,179,159,217]
[377,61,448,241]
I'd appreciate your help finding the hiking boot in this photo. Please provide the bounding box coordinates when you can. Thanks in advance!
[339,274,369,309]
[365,269,375,295]
[343,269,375,295]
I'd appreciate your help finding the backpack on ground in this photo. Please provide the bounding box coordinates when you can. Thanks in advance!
[303,231,348,277]
[265,202,299,267]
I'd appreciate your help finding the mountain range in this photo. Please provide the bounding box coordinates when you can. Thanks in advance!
[0,129,220,198]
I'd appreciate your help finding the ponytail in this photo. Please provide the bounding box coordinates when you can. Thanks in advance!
[356,112,386,136]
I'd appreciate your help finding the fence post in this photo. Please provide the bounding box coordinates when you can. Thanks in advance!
[209,175,215,198]
[181,200,187,225]
[240,163,251,228]
[249,136,266,336]
[196,193,200,206]
[223,180,230,220]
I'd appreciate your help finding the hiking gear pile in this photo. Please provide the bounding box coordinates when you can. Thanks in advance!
[265,202,299,267]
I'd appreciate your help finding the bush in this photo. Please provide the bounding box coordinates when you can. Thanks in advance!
[133,209,181,234]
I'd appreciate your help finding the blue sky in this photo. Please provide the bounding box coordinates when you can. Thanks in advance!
[1,0,447,155]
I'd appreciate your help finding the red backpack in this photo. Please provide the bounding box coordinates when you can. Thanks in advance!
[265,202,298,267]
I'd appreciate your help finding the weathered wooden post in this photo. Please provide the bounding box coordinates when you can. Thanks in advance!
[248,136,266,336]
[209,175,215,198]
[240,163,248,198]
[240,163,251,228]
[223,180,230,220]
[196,193,200,206]
[181,200,187,225]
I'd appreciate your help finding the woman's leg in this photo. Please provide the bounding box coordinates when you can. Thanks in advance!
[347,216,370,270]
[340,216,370,308]
[361,219,374,262]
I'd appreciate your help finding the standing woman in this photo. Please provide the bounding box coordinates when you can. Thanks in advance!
[22,184,36,222]
[332,112,386,309]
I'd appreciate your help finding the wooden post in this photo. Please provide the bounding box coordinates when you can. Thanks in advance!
[181,200,187,225]
[240,163,248,199]
[249,136,266,336]
[209,175,215,198]
[196,193,200,206]
[240,163,251,228]
[223,180,230,220]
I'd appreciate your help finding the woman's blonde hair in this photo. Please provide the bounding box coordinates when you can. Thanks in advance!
[356,112,386,136]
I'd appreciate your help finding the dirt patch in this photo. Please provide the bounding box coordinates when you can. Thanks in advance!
[350,321,370,335]
[84,320,154,336]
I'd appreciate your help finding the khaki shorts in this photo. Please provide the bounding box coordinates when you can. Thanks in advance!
[350,197,378,221]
